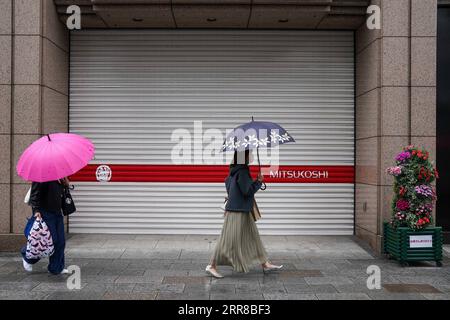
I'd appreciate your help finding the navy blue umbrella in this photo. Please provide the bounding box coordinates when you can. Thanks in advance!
[222,117,295,190]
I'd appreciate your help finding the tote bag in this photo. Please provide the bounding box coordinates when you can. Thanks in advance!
[25,218,55,260]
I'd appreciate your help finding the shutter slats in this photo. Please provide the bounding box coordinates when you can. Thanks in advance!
[69,30,354,235]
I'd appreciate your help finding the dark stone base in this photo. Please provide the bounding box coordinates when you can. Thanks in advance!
[443,231,450,244]
[0,234,25,252]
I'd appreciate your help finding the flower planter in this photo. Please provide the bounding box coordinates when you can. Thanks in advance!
[383,222,443,267]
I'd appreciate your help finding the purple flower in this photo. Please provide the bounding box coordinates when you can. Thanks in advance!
[415,185,434,197]
[396,151,411,163]
[387,166,402,176]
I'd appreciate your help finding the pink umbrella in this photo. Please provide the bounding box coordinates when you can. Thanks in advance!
[16,133,95,182]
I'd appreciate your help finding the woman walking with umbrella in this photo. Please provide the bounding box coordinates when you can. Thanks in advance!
[205,118,294,278]
[17,133,94,275]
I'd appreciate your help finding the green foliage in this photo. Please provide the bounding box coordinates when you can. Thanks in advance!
[387,145,438,230]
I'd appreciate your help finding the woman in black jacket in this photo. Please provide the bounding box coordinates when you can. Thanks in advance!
[21,178,69,275]
[205,150,282,278]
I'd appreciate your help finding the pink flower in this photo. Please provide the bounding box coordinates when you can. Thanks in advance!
[396,199,410,211]
[387,166,402,176]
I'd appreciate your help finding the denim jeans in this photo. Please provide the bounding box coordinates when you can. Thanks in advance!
[21,210,66,275]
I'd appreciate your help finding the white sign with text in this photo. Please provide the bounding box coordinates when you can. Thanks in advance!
[409,235,433,248]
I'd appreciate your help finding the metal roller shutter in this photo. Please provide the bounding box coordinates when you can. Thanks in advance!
[69,30,354,235]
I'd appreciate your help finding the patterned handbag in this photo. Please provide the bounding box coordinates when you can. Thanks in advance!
[25,218,54,260]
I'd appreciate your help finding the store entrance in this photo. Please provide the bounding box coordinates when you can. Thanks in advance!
[437,6,450,243]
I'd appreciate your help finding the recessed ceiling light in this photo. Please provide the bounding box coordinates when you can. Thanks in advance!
[207,18,217,22]
[278,18,289,23]
[133,18,143,22]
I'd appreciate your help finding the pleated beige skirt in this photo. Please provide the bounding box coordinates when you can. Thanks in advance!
[211,211,268,273]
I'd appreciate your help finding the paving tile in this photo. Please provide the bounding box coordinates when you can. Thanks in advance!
[421,293,450,300]
[102,239,158,249]
[0,274,29,282]
[133,283,185,294]
[210,293,264,300]
[144,269,189,277]
[368,292,425,300]
[156,292,210,300]
[67,239,107,248]
[44,290,105,300]
[316,293,371,300]
[76,266,105,276]
[82,283,136,293]
[0,281,40,291]
[66,248,125,259]
[138,261,173,270]
[163,276,210,285]
[102,291,157,300]
[284,284,338,294]
[395,276,449,285]
[170,262,207,271]
[259,283,287,294]
[235,283,262,294]
[258,278,286,286]
[305,276,354,285]
[121,249,181,260]
[179,252,212,260]
[77,258,115,266]
[188,269,211,277]
[115,276,163,284]
[334,284,380,293]
[111,258,155,266]
[99,268,143,276]
[434,284,450,293]
[279,270,323,278]
[81,275,119,284]
[183,283,212,294]
[116,268,146,276]
[94,260,131,269]
[32,282,87,292]
[158,242,209,251]
[0,236,448,300]
[263,293,318,300]
[0,290,49,300]
[383,283,442,293]
[21,273,69,283]
[209,283,236,294]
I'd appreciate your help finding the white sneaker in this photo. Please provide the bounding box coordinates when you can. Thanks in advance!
[205,265,224,278]
[59,269,70,275]
[22,259,33,272]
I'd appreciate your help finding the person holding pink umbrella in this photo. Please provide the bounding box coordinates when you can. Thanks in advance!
[17,133,95,275]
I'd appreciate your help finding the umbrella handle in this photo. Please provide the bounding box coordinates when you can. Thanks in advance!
[256,147,267,191]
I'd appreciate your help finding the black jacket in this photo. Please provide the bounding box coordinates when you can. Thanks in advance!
[29,180,64,214]
[225,164,262,213]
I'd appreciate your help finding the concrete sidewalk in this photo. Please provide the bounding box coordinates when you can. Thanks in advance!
[0,235,449,300]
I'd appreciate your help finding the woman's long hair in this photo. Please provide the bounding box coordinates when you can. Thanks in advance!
[230,149,250,167]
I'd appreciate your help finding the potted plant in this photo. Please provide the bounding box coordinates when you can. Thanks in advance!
[383,145,442,267]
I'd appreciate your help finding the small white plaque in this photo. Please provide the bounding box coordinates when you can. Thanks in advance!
[409,235,433,248]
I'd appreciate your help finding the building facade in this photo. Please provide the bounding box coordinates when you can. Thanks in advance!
[0,0,445,253]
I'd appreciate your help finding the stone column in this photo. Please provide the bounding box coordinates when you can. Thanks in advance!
[0,0,69,251]
[355,0,437,253]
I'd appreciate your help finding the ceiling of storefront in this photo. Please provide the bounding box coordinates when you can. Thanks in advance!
[54,0,370,29]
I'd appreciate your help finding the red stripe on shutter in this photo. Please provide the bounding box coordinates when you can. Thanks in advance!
[70,165,354,183]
